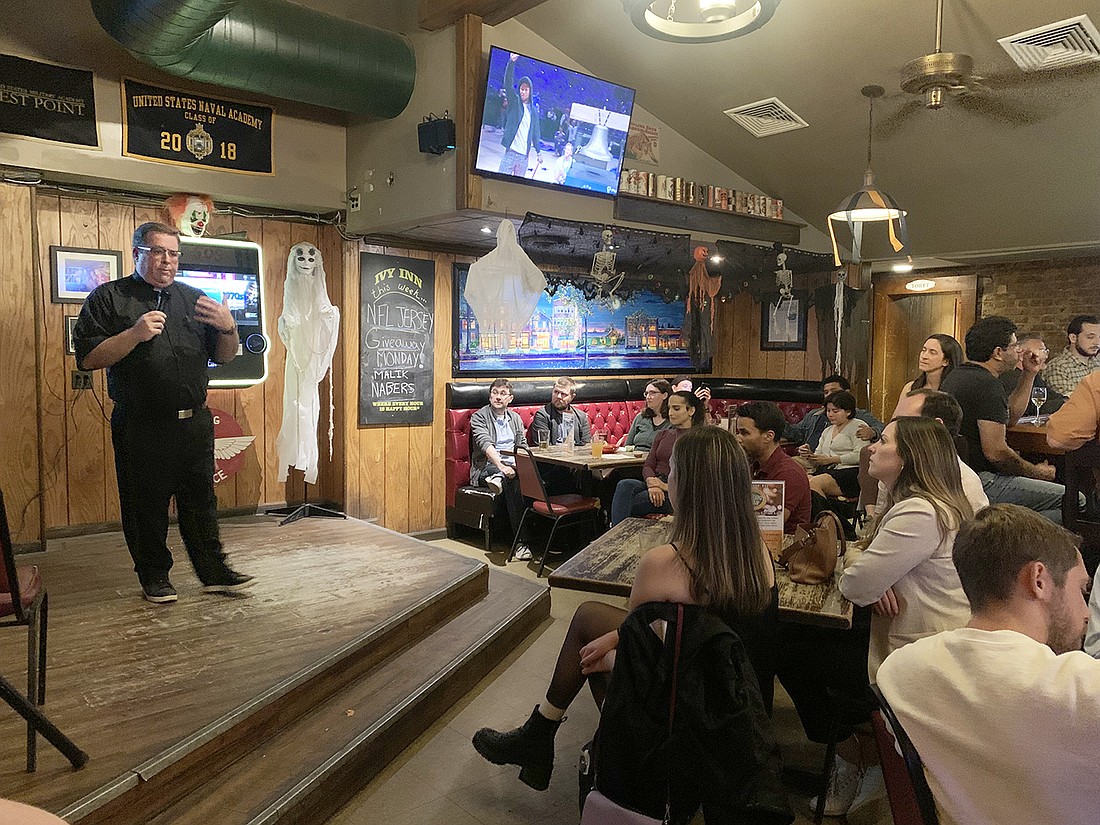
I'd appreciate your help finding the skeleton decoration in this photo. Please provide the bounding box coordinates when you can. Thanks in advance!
[683,246,722,369]
[589,229,625,303]
[161,193,213,237]
[770,250,796,340]
[833,270,846,374]
[463,219,546,334]
[275,242,340,486]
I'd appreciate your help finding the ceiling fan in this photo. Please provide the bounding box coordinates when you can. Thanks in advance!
[877,0,1100,136]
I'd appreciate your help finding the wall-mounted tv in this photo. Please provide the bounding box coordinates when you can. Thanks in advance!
[474,45,636,198]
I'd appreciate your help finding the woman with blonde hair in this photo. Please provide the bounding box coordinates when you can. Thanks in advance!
[472,427,777,791]
[818,416,979,817]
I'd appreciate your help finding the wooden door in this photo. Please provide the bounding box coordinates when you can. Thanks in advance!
[871,272,977,421]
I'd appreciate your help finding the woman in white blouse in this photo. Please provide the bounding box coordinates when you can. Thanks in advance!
[804,390,869,499]
[817,416,975,817]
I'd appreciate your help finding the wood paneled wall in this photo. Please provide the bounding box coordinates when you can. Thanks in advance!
[0,183,346,545]
[711,292,824,382]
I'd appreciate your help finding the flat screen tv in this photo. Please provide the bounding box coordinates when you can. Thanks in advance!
[474,45,636,198]
[177,236,269,387]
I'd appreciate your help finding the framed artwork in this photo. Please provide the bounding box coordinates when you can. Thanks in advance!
[64,315,78,355]
[760,290,808,351]
[50,246,123,304]
[452,264,701,376]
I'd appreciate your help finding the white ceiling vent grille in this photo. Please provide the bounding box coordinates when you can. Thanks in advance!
[723,97,808,137]
[998,14,1100,71]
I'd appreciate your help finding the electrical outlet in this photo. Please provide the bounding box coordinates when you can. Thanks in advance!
[349,193,361,212]
[71,370,93,390]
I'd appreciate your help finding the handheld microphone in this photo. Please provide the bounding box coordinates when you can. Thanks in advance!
[155,291,163,312]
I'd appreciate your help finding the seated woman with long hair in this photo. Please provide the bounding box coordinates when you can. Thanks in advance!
[805,390,870,500]
[610,391,705,525]
[890,333,964,418]
[624,379,672,450]
[472,427,777,791]
[814,416,976,817]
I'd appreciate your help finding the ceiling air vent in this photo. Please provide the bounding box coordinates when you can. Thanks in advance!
[998,14,1100,71]
[723,97,808,138]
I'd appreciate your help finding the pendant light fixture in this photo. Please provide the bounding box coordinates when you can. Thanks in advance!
[828,85,910,266]
[621,0,780,44]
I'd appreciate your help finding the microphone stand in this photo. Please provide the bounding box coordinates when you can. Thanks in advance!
[266,480,346,526]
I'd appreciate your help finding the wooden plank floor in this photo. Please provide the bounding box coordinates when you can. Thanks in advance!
[0,516,485,815]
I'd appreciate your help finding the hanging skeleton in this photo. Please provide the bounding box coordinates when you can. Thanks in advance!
[770,250,797,336]
[833,270,846,374]
[682,246,722,369]
[275,242,340,486]
[589,229,625,302]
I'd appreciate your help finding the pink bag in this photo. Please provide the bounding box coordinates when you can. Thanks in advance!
[580,789,663,825]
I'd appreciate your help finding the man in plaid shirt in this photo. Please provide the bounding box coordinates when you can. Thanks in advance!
[1043,315,1100,396]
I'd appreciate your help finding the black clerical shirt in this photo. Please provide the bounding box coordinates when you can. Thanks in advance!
[73,275,220,414]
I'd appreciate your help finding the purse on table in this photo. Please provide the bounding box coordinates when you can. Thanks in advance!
[779,510,845,585]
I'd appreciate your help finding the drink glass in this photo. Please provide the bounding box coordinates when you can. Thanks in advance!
[591,431,606,458]
[1031,386,1048,423]
[537,430,550,450]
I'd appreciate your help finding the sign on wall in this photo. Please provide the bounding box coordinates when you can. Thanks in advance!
[625,122,659,166]
[211,407,256,483]
[359,254,436,426]
[0,54,98,147]
[122,78,274,175]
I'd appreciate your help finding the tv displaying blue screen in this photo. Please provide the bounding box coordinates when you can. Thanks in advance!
[474,46,636,197]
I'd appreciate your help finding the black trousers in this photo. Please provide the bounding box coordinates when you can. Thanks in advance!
[111,406,228,585]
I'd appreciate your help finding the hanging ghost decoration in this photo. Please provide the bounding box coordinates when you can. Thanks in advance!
[275,242,340,486]
[682,246,722,369]
[161,193,214,237]
[463,219,546,335]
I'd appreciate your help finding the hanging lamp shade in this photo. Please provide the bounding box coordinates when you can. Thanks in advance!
[827,86,911,266]
[621,0,780,44]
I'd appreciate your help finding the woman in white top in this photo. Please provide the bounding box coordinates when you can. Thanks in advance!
[817,416,974,817]
[805,390,869,499]
[889,334,964,418]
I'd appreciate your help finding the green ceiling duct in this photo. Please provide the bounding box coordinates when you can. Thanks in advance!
[91,0,415,117]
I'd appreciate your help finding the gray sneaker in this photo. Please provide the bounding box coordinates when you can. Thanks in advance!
[142,579,178,604]
[203,569,255,594]
[485,475,504,494]
[512,543,533,561]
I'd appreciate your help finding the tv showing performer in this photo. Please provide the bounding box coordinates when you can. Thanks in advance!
[73,221,254,604]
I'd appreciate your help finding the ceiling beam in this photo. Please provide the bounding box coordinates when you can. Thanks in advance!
[419,0,551,30]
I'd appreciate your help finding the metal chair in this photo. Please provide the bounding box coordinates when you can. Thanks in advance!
[0,488,49,770]
[509,447,603,577]
[870,684,939,825]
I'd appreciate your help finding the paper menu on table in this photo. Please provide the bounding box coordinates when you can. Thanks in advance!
[752,481,785,559]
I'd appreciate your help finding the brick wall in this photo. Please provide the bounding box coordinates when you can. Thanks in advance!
[978,257,1100,351]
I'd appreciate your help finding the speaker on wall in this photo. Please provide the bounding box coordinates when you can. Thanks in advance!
[418,117,455,155]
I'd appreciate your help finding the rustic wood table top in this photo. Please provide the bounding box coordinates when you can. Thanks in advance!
[1007,418,1064,457]
[511,446,648,472]
[548,517,853,629]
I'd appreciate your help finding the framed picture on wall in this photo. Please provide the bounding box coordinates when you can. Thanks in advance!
[760,291,808,352]
[50,246,123,304]
[64,315,78,356]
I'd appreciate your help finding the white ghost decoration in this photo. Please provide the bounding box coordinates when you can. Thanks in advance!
[463,220,546,334]
[275,242,340,486]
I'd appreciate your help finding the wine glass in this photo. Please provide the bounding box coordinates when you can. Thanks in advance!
[1030,386,1048,423]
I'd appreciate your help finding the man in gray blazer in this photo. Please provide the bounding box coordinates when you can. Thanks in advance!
[470,378,532,560]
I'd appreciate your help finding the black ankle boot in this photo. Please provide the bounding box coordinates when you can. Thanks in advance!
[472,705,564,791]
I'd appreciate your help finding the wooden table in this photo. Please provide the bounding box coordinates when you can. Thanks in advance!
[515,446,647,477]
[1007,418,1065,457]
[549,517,853,629]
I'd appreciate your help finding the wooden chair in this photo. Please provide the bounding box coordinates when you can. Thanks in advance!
[870,685,939,825]
[0,487,49,770]
[509,447,603,577]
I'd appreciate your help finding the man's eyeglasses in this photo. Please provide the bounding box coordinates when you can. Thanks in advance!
[136,245,182,261]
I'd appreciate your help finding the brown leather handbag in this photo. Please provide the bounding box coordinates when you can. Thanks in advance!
[779,511,846,585]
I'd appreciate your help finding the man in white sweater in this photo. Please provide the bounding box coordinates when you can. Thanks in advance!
[877,504,1096,825]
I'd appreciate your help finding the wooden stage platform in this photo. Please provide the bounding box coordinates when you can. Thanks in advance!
[0,516,549,824]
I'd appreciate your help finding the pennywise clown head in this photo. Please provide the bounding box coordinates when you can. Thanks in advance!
[162,193,213,237]
[289,243,320,279]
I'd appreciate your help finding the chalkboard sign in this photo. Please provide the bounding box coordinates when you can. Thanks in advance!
[359,253,436,425]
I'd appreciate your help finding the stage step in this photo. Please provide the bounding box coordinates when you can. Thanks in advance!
[110,569,548,825]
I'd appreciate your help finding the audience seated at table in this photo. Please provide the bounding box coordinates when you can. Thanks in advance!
[889,333,964,417]
[1000,334,1065,415]
[1042,314,1100,397]
[623,379,671,450]
[785,374,883,451]
[734,400,812,533]
[471,427,780,803]
[469,377,534,560]
[530,375,591,494]
[940,315,1066,523]
[803,390,871,500]
[610,391,705,525]
[878,505,1098,825]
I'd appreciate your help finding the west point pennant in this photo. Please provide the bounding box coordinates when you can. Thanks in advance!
[122,79,274,175]
[0,54,98,147]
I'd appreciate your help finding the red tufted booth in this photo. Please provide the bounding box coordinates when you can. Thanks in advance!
[445,378,822,550]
